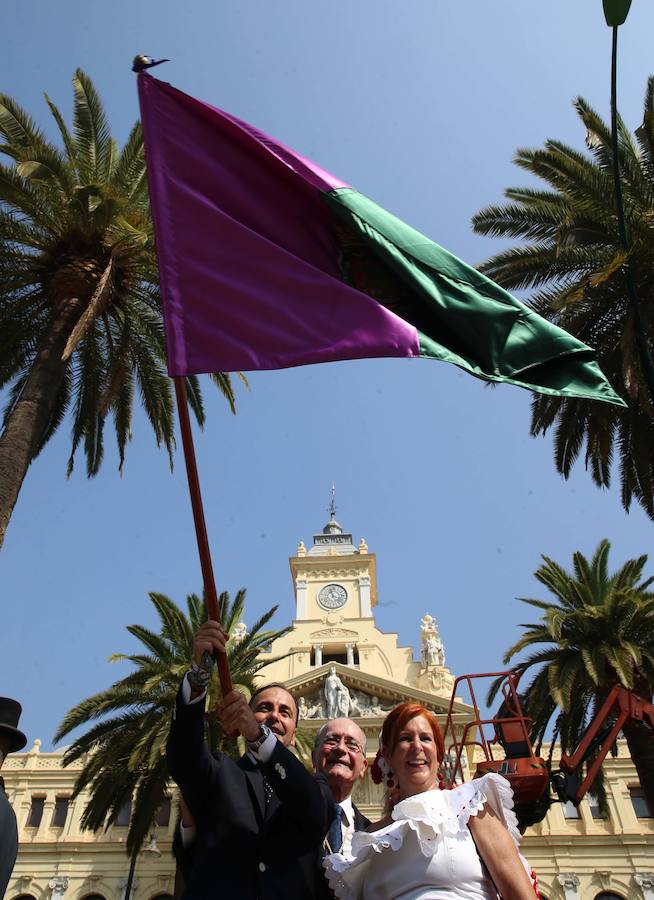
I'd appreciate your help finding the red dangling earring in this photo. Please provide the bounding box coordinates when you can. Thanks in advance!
[437,771,446,790]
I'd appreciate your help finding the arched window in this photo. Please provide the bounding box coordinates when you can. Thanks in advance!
[595,892,625,899]
[81,894,107,900]
[12,895,37,900]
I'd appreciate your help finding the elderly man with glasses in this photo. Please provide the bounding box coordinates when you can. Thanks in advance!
[312,718,371,898]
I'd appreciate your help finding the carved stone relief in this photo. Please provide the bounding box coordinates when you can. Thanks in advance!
[298,670,395,720]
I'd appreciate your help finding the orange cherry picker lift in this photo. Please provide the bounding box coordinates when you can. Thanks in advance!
[441,672,654,831]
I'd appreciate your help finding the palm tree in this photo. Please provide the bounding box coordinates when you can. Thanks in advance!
[472,76,654,520]
[53,588,291,893]
[493,540,654,811]
[0,70,242,549]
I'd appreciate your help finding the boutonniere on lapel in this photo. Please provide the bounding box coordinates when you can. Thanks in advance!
[274,762,286,780]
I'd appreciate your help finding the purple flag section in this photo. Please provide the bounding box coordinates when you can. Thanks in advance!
[137,74,419,376]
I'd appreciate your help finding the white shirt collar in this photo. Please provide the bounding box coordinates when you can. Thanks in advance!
[338,794,354,826]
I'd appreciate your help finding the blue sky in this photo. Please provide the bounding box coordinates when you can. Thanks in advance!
[2,0,653,750]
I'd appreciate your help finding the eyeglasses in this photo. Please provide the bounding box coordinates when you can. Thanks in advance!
[321,734,364,755]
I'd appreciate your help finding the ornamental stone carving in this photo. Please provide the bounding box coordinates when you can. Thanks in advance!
[420,613,445,668]
[635,873,654,900]
[48,877,69,898]
[298,677,394,720]
[557,872,580,900]
[310,627,358,640]
[324,666,350,718]
[231,622,248,645]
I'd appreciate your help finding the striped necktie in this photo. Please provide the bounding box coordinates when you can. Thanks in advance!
[262,774,274,807]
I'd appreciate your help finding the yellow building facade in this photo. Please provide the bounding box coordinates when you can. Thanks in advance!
[4,513,654,899]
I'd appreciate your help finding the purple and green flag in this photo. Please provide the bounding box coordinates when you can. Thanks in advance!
[137,73,622,406]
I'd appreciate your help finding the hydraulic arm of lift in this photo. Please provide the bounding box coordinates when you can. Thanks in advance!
[442,672,654,828]
[556,683,654,805]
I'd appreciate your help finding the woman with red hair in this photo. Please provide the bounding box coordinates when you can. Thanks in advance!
[324,702,537,900]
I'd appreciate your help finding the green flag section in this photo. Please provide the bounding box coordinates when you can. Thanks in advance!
[323,188,624,404]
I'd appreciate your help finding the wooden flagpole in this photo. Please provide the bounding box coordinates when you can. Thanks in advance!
[173,375,232,694]
[132,59,231,694]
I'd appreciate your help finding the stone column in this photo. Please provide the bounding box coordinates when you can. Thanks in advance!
[635,873,654,900]
[345,643,355,666]
[358,576,372,617]
[557,873,580,900]
[314,644,323,666]
[295,579,308,618]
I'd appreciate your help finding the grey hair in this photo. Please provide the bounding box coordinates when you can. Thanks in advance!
[313,720,368,758]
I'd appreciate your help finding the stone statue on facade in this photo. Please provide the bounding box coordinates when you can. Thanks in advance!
[299,682,392,719]
[231,622,248,645]
[420,613,445,668]
[324,666,351,718]
[348,690,391,717]
[336,682,351,717]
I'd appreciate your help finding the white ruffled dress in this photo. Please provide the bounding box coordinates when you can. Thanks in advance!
[323,773,525,900]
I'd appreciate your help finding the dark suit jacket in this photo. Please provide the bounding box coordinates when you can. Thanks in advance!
[315,802,370,900]
[167,690,334,900]
[0,789,18,897]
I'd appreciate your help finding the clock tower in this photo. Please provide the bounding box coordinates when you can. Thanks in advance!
[290,509,377,625]
[260,502,454,696]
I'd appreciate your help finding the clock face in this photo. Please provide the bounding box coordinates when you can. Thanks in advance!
[317,583,348,610]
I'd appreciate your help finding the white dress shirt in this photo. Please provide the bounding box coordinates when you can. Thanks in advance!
[337,794,355,858]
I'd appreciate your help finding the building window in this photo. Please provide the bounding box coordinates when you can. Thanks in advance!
[629,786,653,818]
[312,645,359,667]
[587,793,607,820]
[114,800,132,827]
[26,796,45,828]
[323,650,347,666]
[562,800,580,819]
[155,796,171,827]
[51,797,70,828]
[594,893,625,899]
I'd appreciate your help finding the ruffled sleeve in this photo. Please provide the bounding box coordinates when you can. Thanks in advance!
[322,774,520,900]
[438,772,522,849]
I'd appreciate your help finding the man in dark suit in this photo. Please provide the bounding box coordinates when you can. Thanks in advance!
[312,718,370,898]
[174,714,371,898]
[167,621,334,900]
[0,697,28,897]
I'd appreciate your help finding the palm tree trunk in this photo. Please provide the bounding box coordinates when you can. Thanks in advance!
[0,297,83,550]
[622,718,654,813]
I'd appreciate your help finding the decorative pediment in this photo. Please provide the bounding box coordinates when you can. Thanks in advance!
[305,568,367,580]
[309,627,359,640]
[287,662,467,721]
[298,681,393,721]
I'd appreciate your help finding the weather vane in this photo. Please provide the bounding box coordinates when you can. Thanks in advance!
[327,482,337,519]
